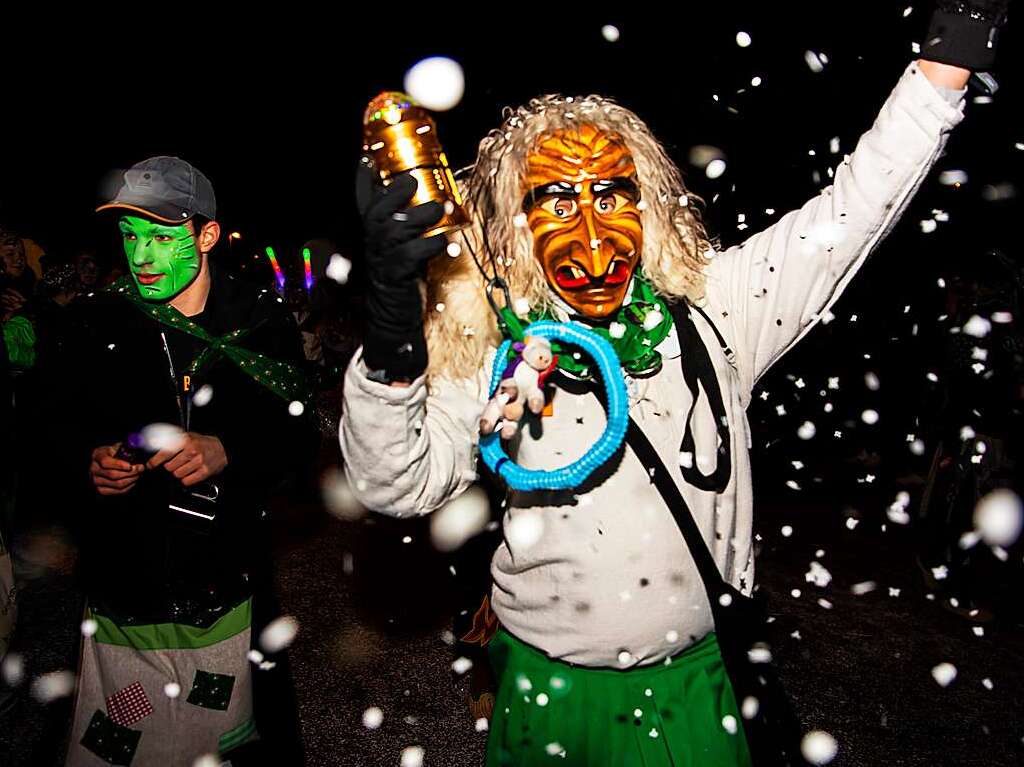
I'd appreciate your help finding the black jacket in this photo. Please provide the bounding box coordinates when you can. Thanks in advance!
[38,266,315,624]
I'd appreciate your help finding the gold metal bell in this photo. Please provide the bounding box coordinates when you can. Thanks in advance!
[362,91,469,238]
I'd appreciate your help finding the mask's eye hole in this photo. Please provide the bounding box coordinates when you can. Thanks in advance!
[540,197,578,218]
[595,193,629,215]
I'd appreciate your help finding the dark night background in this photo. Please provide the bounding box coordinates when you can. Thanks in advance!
[2,4,1023,765]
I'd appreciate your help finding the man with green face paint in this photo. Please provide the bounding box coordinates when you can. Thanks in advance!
[29,156,314,765]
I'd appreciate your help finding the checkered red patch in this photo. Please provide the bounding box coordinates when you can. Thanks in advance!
[105,682,153,727]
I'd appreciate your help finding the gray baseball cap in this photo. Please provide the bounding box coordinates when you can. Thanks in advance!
[97,156,217,224]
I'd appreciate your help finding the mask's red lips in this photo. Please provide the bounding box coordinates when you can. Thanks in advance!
[554,260,632,290]
[135,272,164,286]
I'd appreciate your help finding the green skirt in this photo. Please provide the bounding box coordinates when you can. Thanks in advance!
[486,630,752,767]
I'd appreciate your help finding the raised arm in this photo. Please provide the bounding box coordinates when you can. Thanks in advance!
[703,61,966,396]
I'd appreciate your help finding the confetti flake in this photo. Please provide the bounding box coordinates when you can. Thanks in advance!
[801,730,839,765]
[797,421,816,440]
[736,31,752,47]
[722,715,739,734]
[806,561,832,588]
[363,706,384,729]
[400,745,425,767]
[846,518,859,530]
[973,489,1023,546]
[851,581,877,595]
[259,615,299,653]
[326,253,352,284]
[931,663,957,687]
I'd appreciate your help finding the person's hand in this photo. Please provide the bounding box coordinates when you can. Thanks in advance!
[922,0,1011,72]
[355,161,447,381]
[1,288,26,321]
[147,432,228,487]
[90,445,144,496]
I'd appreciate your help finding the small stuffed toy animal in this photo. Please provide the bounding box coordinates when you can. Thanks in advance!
[480,336,558,439]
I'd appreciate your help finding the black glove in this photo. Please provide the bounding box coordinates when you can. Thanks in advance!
[923,0,1011,70]
[355,161,446,381]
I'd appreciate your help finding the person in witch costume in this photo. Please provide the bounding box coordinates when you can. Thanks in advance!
[341,7,1004,764]
[42,156,312,765]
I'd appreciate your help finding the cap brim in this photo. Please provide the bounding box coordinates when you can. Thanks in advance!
[95,202,193,224]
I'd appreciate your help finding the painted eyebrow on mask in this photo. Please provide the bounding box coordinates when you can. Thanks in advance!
[592,177,639,197]
[522,181,578,211]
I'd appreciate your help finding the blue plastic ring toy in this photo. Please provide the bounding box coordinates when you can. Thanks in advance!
[479,320,629,491]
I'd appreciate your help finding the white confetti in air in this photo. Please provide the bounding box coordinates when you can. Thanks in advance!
[962,315,991,338]
[791,589,802,598]
[2,654,24,686]
[722,715,739,734]
[750,76,762,87]
[288,400,305,417]
[973,489,1023,547]
[191,384,214,408]
[719,593,733,607]
[889,588,901,597]
[748,645,772,664]
[513,212,529,228]
[973,626,985,637]
[617,651,633,666]
[851,581,877,595]
[932,565,949,581]
[601,24,620,42]
[140,423,185,453]
[705,159,727,179]
[164,682,181,698]
[475,717,489,732]
[513,297,531,317]
[362,706,384,729]
[817,598,833,609]
[861,409,879,425]
[260,615,299,653]
[736,31,752,47]
[400,745,425,767]
[545,743,567,757]
[786,480,801,491]
[642,310,663,331]
[982,678,994,690]
[404,57,464,111]
[931,662,957,687]
[864,372,880,391]
[31,670,75,703]
[678,452,694,469]
[887,491,912,525]
[192,756,220,767]
[806,561,832,588]
[741,696,760,719]
[321,467,367,521]
[431,486,491,552]
[506,511,544,550]
[452,657,474,675]
[801,730,839,764]
[910,438,925,456]
[609,322,627,339]
[326,253,352,284]
[247,650,265,664]
[781,525,793,538]
[938,169,968,186]
[797,421,816,440]
[920,219,938,233]
[446,242,462,258]
[81,618,98,637]
[804,50,826,73]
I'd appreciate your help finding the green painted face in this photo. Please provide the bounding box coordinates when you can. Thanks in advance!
[119,215,201,301]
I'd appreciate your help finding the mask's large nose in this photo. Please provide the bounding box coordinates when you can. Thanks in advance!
[580,202,614,279]
[129,237,153,267]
